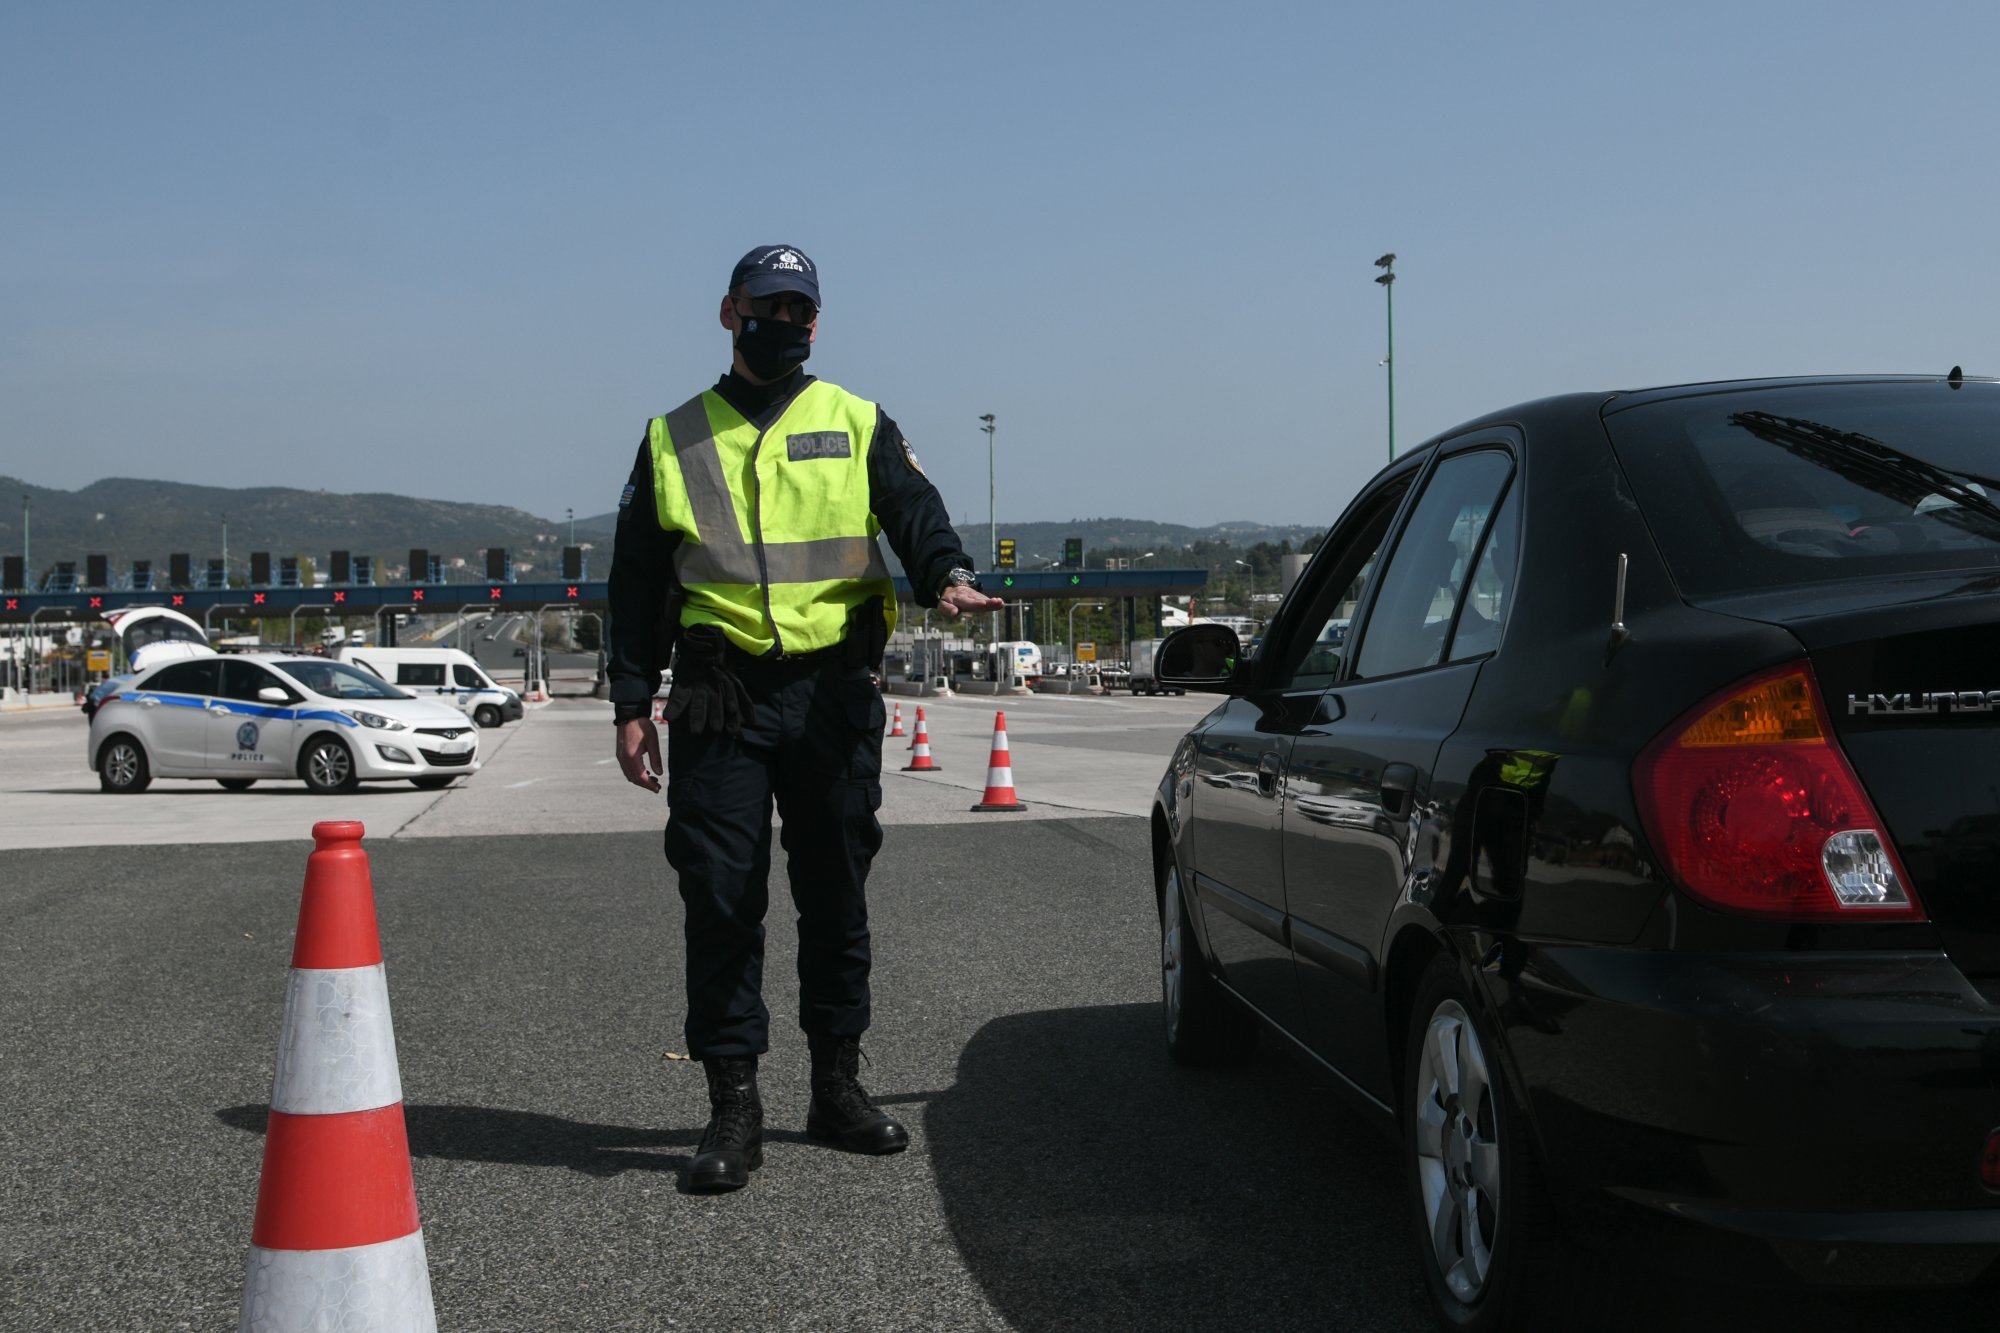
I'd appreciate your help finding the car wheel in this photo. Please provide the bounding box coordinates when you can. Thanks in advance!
[1403,954,1575,1331]
[409,775,455,790]
[98,736,152,794]
[299,735,360,795]
[1160,860,1255,1065]
[474,705,501,729]
[216,778,257,791]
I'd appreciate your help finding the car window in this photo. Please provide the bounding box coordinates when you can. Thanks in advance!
[1446,481,1520,661]
[219,659,298,703]
[273,659,410,700]
[1353,450,1515,680]
[1604,382,2000,597]
[397,663,446,687]
[453,664,489,689]
[143,659,219,695]
[1264,479,1410,691]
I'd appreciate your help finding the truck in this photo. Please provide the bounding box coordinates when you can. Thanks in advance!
[1126,639,1184,696]
[989,640,1044,686]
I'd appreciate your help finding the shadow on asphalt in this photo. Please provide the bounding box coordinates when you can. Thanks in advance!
[919,1002,1995,1333]
[217,1103,821,1190]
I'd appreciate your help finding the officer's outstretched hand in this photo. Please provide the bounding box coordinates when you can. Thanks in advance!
[936,585,1006,619]
[617,718,663,793]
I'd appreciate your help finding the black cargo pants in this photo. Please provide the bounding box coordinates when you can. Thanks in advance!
[664,654,886,1058]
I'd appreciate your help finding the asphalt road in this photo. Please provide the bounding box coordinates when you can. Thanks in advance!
[2,696,1991,1331]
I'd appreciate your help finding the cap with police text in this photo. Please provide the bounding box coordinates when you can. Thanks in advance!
[730,245,820,305]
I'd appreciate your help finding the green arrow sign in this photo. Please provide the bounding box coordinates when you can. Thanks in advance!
[1002,575,1015,588]
[1069,574,1082,586]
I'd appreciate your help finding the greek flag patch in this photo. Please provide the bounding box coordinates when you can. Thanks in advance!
[787,431,851,461]
[618,483,636,509]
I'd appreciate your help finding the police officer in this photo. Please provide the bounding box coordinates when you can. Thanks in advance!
[608,244,1002,1193]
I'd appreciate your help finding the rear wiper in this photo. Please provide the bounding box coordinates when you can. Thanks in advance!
[1728,410,2000,529]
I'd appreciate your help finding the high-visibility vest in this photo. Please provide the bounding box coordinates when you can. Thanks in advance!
[650,379,896,657]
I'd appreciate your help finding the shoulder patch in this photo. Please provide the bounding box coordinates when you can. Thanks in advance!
[902,438,925,475]
[618,483,636,509]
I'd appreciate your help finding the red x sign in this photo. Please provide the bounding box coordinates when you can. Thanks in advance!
[565,586,579,599]
[489,587,503,600]
[4,599,16,612]
[172,595,185,606]
[253,592,266,605]
[412,589,425,602]
[333,591,346,603]
[89,596,103,609]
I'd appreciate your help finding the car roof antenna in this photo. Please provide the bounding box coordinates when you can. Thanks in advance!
[1606,552,1631,663]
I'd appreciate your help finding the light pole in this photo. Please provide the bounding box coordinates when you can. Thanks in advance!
[1068,602,1104,660]
[978,413,998,641]
[1374,253,1396,461]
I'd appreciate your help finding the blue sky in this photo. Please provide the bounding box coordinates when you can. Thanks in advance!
[4,1,1996,535]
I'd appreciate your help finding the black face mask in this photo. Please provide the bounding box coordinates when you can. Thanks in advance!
[735,316,812,381]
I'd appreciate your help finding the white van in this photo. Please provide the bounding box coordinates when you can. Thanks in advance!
[335,646,525,728]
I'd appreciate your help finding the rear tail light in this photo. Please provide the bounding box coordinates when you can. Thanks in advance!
[1634,663,1924,921]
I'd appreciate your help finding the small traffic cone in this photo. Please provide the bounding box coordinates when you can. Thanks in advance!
[907,706,925,749]
[888,702,905,737]
[240,821,437,1332]
[902,709,940,771]
[970,711,1027,812]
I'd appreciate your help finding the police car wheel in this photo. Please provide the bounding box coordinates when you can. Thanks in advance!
[98,736,151,794]
[216,778,256,792]
[299,736,360,795]
[474,705,501,729]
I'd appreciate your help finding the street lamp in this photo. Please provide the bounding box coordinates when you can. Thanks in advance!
[1068,602,1105,658]
[979,413,998,640]
[1373,253,1396,461]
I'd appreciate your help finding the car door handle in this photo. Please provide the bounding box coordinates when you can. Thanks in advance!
[139,696,159,708]
[1380,762,1418,816]
[1257,751,1283,798]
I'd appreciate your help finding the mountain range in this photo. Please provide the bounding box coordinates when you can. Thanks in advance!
[1,476,1322,582]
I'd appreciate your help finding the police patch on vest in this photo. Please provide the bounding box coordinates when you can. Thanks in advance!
[787,431,851,461]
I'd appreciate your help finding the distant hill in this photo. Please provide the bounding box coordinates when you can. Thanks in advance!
[573,510,1321,565]
[1,474,1322,587]
[0,476,575,582]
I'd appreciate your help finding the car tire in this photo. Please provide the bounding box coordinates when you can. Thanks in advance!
[474,705,501,729]
[98,735,152,794]
[217,778,257,791]
[1160,859,1256,1065]
[299,734,360,795]
[409,775,455,790]
[1403,953,1582,1331]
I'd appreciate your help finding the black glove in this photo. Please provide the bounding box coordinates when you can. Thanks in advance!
[663,623,753,736]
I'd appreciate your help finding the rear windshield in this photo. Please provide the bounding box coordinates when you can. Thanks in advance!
[1605,381,2000,598]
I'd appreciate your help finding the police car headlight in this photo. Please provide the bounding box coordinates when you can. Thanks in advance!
[344,710,407,731]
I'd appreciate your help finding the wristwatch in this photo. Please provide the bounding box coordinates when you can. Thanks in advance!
[939,567,981,598]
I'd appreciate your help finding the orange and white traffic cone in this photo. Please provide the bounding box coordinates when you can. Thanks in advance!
[902,709,940,771]
[907,706,925,749]
[240,821,437,1332]
[970,711,1027,812]
[888,702,905,737]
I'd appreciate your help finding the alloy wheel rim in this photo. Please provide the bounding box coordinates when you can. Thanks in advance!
[107,744,139,786]
[309,743,350,788]
[1161,869,1185,1041]
[1414,999,1501,1304]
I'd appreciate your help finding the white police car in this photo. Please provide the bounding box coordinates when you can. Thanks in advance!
[89,653,480,794]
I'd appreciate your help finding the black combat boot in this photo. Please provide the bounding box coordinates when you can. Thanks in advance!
[805,1034,910,1155]
[688,1055,763,1192]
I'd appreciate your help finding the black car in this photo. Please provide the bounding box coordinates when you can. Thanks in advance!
[1150,374,2000,1330]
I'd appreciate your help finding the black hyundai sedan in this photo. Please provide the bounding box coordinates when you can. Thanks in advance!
[1149,374,2000,1330]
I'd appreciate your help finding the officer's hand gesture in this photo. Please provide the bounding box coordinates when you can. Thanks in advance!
[617,717,663,792]
[936,585,1005,619]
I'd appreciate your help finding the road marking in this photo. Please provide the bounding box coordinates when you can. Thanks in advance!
[594,758,615,765]
[505,778,545,789]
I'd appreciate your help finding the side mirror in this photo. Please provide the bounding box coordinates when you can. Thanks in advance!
[256,686,290,703]
[1157,624,1243,693]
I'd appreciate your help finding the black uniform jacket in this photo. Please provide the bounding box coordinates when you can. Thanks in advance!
[606,367,974,715]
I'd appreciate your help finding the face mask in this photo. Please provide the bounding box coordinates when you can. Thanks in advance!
[735,316,812,380]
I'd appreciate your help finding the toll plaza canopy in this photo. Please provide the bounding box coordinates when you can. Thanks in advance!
[0,568,1211,625]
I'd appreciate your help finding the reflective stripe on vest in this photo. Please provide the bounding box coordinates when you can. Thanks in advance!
[650,380,895,656]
